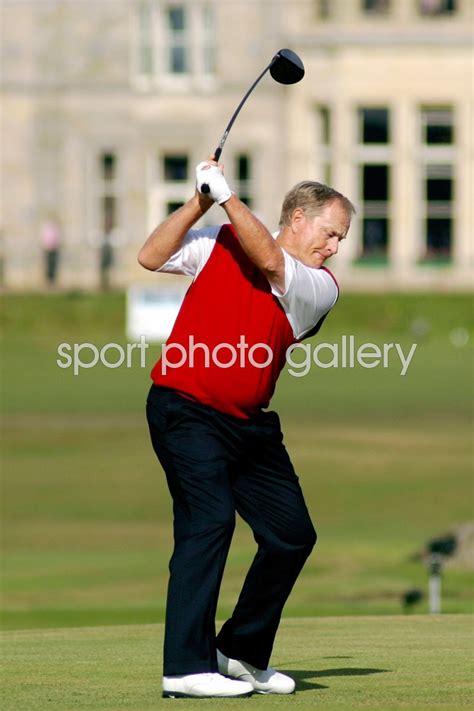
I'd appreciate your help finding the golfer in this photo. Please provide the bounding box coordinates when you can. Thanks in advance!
[139,158,354,698]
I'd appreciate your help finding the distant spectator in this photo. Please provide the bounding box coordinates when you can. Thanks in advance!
[40,219,61,286]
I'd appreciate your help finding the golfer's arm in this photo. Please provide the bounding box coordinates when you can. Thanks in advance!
[137,193,213,271]
[222,195,285,293]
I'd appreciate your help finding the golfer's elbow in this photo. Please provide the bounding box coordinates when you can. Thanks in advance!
[137,247,161,271]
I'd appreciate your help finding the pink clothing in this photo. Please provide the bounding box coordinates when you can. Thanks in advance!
[40,222,60,251]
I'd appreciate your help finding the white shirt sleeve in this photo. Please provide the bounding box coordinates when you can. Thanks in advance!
[155,225,221,278]
[270,250,339,339]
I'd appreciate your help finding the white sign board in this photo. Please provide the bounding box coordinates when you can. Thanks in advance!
[126,284,187,342]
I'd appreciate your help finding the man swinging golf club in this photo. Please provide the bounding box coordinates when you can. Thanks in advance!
[139,155,354,698]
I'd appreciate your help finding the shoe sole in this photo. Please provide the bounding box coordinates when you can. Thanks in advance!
[254,689,296,694]
[162,690,254,698]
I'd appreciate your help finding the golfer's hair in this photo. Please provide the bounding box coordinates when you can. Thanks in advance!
[279,181,356,227]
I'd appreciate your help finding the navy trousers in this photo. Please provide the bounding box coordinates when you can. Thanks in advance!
[146,384,317,676]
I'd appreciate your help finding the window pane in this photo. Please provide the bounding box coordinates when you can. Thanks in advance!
[163,155,188,181]
[138,4,153,75]
[319,106,331,144]
[236,155,252,207]
[202,5,215,74]
[426,177,452,201]
[170,46,187,73]
[360,108,389,144]
[236,155,250,181]
[102,196,117,233]
[419,0,456,16]
[426,218,452,255]
[362,165,389,201]
[166,201,185,215]
[362,218,388,254]
[422,107,454,144]
[316,0,331,18]
[167,6,185,30]
[362,0,390,14]
[427,123,453,144]
[101,153,116,181]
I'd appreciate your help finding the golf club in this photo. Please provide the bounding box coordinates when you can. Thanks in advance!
[201,48,304,193]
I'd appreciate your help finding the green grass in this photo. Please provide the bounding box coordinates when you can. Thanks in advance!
[2,616,473,710]
[1,292,473,632]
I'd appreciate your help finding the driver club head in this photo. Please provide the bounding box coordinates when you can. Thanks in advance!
[269,48,305,85]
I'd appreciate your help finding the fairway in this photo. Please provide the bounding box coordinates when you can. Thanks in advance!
[1,292,473,709]
[2,615,472,710]
[2,293,473,630]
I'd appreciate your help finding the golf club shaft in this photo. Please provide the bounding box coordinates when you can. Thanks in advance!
[201,60,275,193]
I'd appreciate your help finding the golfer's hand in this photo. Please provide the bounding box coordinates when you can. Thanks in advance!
[195,159,233,205]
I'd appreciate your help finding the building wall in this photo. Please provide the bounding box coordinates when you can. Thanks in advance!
[1,0,472,291]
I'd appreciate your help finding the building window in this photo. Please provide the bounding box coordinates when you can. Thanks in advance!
[356,107,391,263]
[421,107,454,145]
[235,154,252,208]
[202,5,216,74]
[166,5,188,74]
[423,164,454,260]
[418,0,456,16]
[163,155,189,182]
[359,108,390,144]
[96,152,121,289]
[315,106,332,185]
[360,164,390,259]
[314,0,332,19]
[362,0,391,15]
[99,153,119,233]
[320,106,331,145]
[157,152,193,221]
[138,2,153,75]
[419,106,455,263]
[101,152,117,182]
[135,2,216,81]
[166,201,185,215]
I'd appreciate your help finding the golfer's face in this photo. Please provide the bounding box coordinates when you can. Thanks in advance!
[297,200,350,268]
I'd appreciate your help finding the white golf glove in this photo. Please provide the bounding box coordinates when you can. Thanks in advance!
[196,161,233,205]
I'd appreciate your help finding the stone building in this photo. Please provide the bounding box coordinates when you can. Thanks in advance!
[1,0,472,290]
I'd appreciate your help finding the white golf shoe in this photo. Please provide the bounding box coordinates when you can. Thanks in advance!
[162,672,254,698]
[217,649,296,694]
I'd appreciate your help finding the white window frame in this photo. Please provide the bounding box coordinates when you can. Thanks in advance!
[132,1,217,92]
[417,106,456,261]
[147,150,193,232]
[85,149,128,250]
[354,106,393,263]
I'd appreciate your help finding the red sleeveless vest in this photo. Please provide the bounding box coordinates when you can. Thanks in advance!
[151,224,296,418]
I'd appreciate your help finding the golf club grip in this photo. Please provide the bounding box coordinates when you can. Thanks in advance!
[200,147,222,194]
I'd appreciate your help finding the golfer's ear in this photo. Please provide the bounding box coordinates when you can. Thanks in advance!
[291,208,305,231]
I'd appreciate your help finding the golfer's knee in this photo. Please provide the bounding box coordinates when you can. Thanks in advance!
[270,522,317,556]
[294,522,317,554]
[201,509,235,537]
[305,524,317,552]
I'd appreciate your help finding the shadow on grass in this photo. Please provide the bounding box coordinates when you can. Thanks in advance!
[286,667,390,692]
